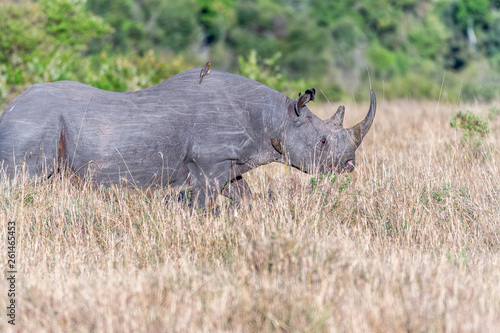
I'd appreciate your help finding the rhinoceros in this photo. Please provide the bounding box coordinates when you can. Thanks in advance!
[0,68,376,207]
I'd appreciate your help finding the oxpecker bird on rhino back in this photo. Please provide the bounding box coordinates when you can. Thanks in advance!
[0,68,376,207]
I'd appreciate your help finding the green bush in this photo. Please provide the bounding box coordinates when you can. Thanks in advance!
[4,0,500,107]
[461,82,498,103]
[450,110,490,148]
[366,42,410,79]
[0,2,48,63]
[237,50,341,101]
[41,0,111,49]
[87,51,192,92]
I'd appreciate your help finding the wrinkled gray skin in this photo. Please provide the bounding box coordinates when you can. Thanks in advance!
[0,68,376,207]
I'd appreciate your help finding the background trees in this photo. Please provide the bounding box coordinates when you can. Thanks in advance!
[2,0,500,106]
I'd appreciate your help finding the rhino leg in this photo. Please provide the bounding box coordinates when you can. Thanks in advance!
[0,116,62,178]
[222,175,252,203]
[187,159,232,209]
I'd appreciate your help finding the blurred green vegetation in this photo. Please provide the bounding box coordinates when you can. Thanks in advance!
[3,0,500,107]
[450,110,490,147]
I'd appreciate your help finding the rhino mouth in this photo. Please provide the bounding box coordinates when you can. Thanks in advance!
[341,159,355,173]
[346,159,355,169]
[314,159,355,174]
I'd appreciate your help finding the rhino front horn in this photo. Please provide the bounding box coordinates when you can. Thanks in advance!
[351,89,377,147]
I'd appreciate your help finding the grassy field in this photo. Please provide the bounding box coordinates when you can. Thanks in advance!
[0,97,499,332]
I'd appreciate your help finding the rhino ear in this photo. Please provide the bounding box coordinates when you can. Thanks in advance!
[294,88,316,116]
[325,105,345,128]
[308,88,316,101]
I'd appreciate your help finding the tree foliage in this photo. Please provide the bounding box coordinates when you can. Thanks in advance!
[3,0,500,105]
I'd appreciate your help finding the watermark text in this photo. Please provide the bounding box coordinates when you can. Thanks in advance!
[6,221,16,325]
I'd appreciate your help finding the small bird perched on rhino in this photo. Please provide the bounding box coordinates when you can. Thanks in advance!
[199,62,211,83]
[0,68,376,208]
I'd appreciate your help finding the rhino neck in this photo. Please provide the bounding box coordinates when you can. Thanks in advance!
[259,96,290,166]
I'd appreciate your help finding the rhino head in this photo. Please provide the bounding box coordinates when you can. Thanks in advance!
[273,89,376,174]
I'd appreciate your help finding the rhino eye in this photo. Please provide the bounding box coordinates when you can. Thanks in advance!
[318,136,327,145]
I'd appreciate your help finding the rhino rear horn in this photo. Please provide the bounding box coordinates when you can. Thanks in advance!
[326,105,345,128]
[294,88,316,116]
[351,89,377,146]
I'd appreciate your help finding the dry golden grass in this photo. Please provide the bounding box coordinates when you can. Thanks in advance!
[1,98,499,332]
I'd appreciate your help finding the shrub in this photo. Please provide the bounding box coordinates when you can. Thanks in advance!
[450,110,490,148]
